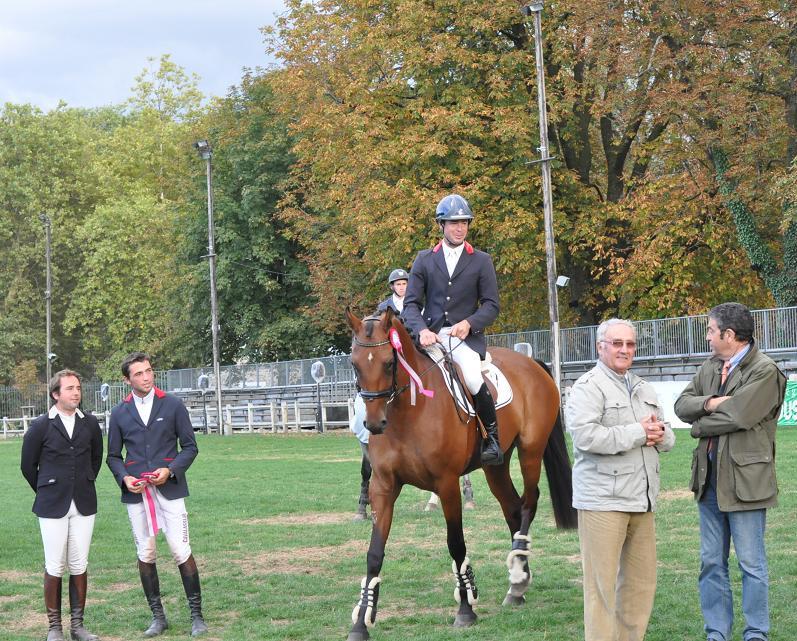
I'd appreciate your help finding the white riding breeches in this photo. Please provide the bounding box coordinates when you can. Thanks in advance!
[127,496,192,565]
[438,327,484,394]
[39,500,96,577]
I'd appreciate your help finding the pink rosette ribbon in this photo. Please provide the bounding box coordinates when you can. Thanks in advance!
[389,328,434,405]
[136,471,163,537]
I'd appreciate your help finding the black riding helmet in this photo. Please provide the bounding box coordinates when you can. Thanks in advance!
[435,194,474,222]
[388,269,409,284]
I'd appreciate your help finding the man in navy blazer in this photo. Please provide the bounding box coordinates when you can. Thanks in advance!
[21,369,102,641]
[107,352,207,637]
[403,193,502,465]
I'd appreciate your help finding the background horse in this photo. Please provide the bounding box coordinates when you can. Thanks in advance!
[345,309,577,641]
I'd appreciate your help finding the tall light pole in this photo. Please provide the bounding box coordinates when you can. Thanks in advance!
[523,1,562,392]
[193,140,227,435]
[39,213,53,382]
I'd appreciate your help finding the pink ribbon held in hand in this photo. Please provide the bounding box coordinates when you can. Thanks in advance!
[389,328,434,405]
[135,471,162,537]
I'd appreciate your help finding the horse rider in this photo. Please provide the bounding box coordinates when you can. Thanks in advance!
[402,193,503,466]
[377,268,409,315]
[21,369,103,641]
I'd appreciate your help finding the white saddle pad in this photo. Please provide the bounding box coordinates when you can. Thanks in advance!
[424,345,513,416]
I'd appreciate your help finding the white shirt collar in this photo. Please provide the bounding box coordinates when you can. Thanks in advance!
[134,388,156,405]
[48,406,85,419]
[444,242,465,259]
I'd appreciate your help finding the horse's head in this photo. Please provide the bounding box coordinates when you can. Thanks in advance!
[346,307,404,435]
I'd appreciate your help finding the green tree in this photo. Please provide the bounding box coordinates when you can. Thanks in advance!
[183,72,336,363]
[64,188,190,377]
[0,104,108,381]
[63,56,202,376]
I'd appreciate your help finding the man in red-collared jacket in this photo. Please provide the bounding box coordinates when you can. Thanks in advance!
[402,193,502,465]
[107,352,207,637]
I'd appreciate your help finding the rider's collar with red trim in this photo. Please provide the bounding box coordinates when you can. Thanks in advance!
[124,387,166,403]
[433,240,474,254]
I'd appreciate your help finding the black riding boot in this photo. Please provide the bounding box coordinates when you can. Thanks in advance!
[44,573,65,641]
[138,561,168,637]
[68,572,98,641]
[473,384,503,466]
[178,555,208,637]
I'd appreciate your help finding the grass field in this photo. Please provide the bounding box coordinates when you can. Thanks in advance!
[1,429,795,641]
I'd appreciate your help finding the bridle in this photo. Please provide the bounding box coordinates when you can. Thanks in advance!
[351,327,456,405]
[352,335,399,402]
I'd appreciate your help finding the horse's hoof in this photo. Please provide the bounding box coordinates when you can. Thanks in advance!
[352,512,369,522]
[464,500,476,510]
[346,630,369,641]
[453,612,477,628]
[502,593,526,606]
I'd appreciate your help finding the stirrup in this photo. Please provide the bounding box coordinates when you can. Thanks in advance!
[481,440,504,466]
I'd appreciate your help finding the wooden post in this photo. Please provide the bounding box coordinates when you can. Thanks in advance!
[247,402,254,433]
[270,401,277,433]
[280,402,288,433]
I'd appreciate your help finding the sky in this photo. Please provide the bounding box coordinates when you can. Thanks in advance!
[0,0,287,110]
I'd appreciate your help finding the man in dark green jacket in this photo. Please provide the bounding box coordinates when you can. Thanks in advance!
[675,303,785,641]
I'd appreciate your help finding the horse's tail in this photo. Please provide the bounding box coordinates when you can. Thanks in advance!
[536,359,578,530]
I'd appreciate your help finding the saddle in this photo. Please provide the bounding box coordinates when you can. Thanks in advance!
[423,344,513,416]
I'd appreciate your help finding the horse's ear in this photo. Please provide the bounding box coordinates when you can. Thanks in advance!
[381,307,394,332]
[345,307,362,333]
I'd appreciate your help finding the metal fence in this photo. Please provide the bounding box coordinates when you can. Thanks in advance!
[488,307,797,364]
[163,355,354,391]
[4,306,797,419]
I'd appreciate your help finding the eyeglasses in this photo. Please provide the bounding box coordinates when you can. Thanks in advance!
[601,339,637,349]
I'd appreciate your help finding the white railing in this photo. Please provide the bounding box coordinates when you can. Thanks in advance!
[2,416,30,438]
[1,400,354,439]
[187,399,354,434]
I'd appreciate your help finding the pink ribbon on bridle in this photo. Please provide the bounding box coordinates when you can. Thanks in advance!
[389,328,434,405]
[135,471,162,537]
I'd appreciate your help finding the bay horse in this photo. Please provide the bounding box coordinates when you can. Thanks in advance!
[345,308,577,641]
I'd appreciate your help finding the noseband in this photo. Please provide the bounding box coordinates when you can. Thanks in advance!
[352,334,399,402]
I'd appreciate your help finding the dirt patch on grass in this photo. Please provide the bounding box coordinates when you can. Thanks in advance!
[239,512,353,526]
[0,569,32,583]
[1,611,42,632]
[378,603,453,622]
[659,489,693,501]
[0,595,25,606]
[236,539,367,575]
[225,454,297,462]
[104,582,137,593]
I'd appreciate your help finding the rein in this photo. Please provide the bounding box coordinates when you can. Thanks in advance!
[353,330,463,405]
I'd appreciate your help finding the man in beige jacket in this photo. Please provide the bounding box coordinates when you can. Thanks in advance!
[565,318,675,641]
